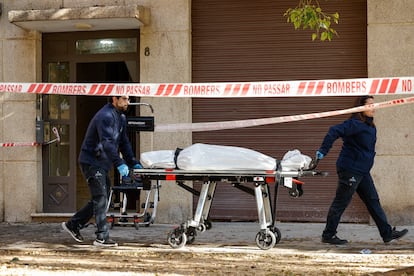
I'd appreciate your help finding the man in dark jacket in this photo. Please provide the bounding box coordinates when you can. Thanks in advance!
[62,95,141,247]
[316,95,407,245]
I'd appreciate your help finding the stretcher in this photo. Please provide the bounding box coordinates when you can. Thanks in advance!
[105,173,160,230]
[134,159,326,250]
[105,102,159,229]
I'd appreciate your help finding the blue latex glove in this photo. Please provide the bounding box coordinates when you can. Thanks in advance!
[117,164,129,177]
[133,163,143,169]
[316,151,324,160]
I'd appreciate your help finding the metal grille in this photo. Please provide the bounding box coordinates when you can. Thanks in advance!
[191,0,368,222]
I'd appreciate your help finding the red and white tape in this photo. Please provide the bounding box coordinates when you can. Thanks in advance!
[1,78,414,145]
[0,142,40,147]
[0,127,60,147]
[0,76,413,97]
[154,96,414,132]
[1,96,413,145]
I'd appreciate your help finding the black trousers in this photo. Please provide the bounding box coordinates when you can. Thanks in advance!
[322,168,392,241]
[69,163,111,240]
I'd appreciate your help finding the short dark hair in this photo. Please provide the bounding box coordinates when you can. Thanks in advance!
[109,96,121,103]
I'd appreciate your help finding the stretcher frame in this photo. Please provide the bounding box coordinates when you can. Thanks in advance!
[105,102,158,229]
[105,180,160,229]
[134,164,324,250]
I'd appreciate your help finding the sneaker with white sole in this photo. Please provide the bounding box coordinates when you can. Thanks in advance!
[93,238,118,247]
[61,222,84,243]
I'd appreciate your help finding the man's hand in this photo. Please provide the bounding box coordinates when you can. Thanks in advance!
[117,164,129,177]
[133,163,143,169]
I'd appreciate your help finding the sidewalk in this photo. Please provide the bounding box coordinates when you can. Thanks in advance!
[0,221,413,250]
[0,222,413,275]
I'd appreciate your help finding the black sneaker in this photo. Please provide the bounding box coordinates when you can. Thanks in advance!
[93,238,118,247]
[383,227,408,243]
[322,235,348,245]
[61,222,84,243]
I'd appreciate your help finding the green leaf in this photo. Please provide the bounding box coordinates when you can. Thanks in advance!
[327,32,333,41]
[294,21,301,29]
[283,1,340,42]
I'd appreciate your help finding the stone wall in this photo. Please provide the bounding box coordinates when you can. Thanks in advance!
[138,0,193,223]
[0,0,192,223]
[0,1,42,221]
[368,0,414,224]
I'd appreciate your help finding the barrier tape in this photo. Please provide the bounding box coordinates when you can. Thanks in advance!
[1,97,412,145]
[0,127,60,147]
[154,96,414,132]
[0,76,413,97]
[1,78,414,144]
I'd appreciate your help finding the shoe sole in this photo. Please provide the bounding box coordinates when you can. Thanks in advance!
[93,240,118,247]
[61,222,83,243]
[321,238,349,245]
[322,241,348,245]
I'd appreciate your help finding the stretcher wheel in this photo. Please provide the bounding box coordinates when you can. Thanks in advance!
[288,186,303,198]
[197,224,207,233]
[167,229,187,249]
[133,216,140,230]
[108,215,115,229]
[204,220,212,230]
[255,230,276,250]
[186,228,197,244]
[271,227,282,244]
[144,212,152,227]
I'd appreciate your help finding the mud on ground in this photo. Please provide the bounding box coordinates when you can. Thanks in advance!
[0,222,413,275]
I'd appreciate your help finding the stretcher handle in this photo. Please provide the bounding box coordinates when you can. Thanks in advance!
[128,102,154,113]
[300,170,328,177]
[302,158,329,177]
[306,158,320,171]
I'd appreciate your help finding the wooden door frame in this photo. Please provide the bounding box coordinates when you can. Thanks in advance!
[41,30,140,212]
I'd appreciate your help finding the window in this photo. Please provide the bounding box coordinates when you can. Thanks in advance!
[76,38,137,54]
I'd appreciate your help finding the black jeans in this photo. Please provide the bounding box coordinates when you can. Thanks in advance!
[69,164,111,240]
[322,168,392,241]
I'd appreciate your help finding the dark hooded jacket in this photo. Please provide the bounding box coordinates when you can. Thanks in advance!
[318,115,376,175]
[79,103,138,171]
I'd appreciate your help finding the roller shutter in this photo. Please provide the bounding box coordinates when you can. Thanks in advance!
[191,0,368,222]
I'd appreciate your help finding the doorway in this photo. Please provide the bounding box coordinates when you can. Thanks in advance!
[42,30,139,212]
[75,62,138,208]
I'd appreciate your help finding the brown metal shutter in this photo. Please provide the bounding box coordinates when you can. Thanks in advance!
[191,0,368,222]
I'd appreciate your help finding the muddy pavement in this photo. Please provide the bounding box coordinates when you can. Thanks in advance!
[0,222,413,275]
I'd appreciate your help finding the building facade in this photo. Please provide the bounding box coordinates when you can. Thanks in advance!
[0,0,413,225]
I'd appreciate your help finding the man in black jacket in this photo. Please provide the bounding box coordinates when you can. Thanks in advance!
[62,95,141,247]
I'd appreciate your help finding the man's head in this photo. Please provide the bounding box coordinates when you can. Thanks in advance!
[112,96,130,112]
